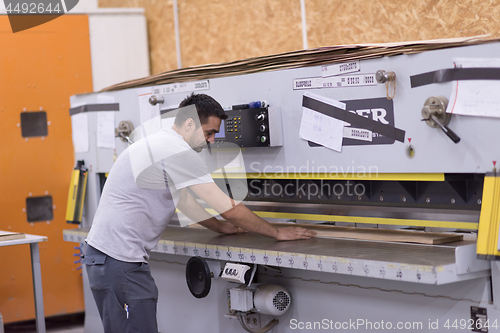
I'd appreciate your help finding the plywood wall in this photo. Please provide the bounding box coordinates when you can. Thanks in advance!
[306,0,498,46]
[99,0,500,75]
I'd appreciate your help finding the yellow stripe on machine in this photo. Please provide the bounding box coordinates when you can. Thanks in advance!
[477,174,500,259]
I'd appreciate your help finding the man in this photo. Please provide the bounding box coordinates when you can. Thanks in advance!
[83,93,316,332]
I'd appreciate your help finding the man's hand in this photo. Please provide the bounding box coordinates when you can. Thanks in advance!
[275,227,317,241]
[219,222,247,235]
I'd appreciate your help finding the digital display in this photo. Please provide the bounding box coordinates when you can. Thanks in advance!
[215,120,225,139]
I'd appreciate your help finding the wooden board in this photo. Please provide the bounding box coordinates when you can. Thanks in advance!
[189,221,464,244]
[271,223,463,245]
[0,231,25,242]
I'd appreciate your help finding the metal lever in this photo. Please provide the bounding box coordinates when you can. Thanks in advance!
[421,96,460,144]
[115,120,135,143]
[429,115,460,143]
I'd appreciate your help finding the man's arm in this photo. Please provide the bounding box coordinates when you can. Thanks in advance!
[176,188,245,234]
[189,182,316,241]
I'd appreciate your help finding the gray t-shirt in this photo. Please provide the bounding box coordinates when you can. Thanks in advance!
[86,128,213,262]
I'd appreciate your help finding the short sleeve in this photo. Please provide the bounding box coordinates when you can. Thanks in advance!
[163,149,213,189]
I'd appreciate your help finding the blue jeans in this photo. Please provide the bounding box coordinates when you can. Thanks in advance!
[83,244,158,333]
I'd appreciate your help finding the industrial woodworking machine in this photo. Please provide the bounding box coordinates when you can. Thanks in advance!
[64,38,500,332]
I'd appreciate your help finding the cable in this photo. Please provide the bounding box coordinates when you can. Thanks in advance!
[237,313,279,333]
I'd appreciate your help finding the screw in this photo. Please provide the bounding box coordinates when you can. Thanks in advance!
[22,208,26,212]
[426,198,431,203]
[379,196,384,202]
[53,205,56,209]
[451,198,456,204]
[47,121,51,125]
[358,196,362,201]
[39,107,43,111]
[477,199,482,205]
[29,192,32,197]
[467,267,471,272]
[17,123,20,127]
[337,195,341,200]
[46,221,50,225]
[401,196,407,202]
[45,191,48,195]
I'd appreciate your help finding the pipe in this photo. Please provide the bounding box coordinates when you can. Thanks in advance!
[173,0,182,68]
[300,0,308,50]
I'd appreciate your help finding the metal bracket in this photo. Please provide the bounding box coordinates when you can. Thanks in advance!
[455,244,491,275]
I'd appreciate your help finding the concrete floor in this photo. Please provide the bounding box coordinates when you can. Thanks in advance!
[4,313,84,333]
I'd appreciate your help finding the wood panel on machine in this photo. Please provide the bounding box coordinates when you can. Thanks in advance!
[271,223,463,245]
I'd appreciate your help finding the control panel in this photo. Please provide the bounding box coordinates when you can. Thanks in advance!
[213,107,282,148]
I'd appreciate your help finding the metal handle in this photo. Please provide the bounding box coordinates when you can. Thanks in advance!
[430,115,461,144]
[149,95,164,106]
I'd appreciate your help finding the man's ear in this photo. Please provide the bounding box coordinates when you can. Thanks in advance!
[184,118,195,132]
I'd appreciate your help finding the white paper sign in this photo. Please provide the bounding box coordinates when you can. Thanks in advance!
[137,87,160,125]
[299,92,348,152]
[96,95,116,149]
[71,110,89,153]
[446,58,500,118]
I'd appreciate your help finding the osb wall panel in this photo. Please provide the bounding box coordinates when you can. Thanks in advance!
[99,0,302,73]
[177,0,302,68]
[99,0,178,75]
[306,0,500,47]
[100,0,500,74]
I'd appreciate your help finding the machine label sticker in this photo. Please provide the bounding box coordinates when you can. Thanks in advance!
[293,77,322,90]
[343,127,373,142]
[156,80,210,95]
[322,60,360,77]
[306,97,399,146]
[293,74,377,90]
[322,74,377,88]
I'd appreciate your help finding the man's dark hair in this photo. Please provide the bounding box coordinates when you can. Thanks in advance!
[175,93,227,127]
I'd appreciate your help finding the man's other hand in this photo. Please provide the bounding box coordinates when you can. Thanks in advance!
[275,227,317,241]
